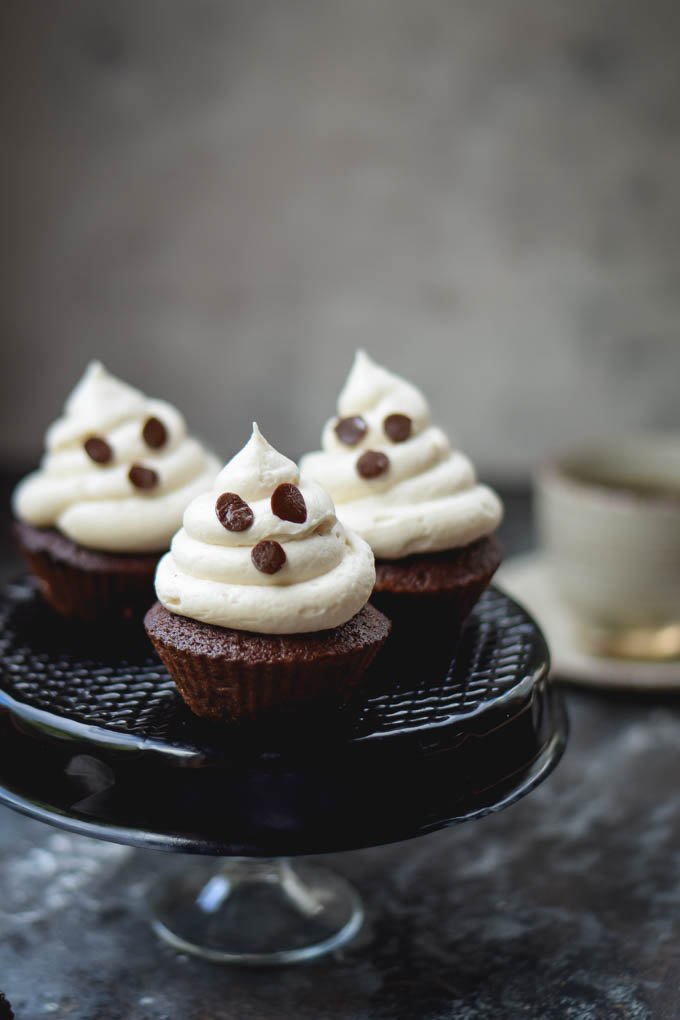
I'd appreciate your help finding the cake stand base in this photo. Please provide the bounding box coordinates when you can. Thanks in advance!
[148,857,363,965]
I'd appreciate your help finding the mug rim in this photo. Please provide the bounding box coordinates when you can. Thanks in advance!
[537,433,680,510]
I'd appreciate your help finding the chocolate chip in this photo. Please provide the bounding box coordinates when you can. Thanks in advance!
[215,492,254,532]
[271,482,307,524]
[251,540,286,574]
[129,464,159,490]
[84,436,113,465]
[142,416,168,449]
[356,450,389,479]
[384,413,412,443]
[334,415,368,446]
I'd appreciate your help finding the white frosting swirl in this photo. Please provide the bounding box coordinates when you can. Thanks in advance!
[13,361,220,553]
[300,351,503,559]
[155,424,376,634]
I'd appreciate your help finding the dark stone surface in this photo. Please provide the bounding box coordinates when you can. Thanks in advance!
[2,481,680,1019]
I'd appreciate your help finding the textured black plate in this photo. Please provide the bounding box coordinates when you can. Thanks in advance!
[0,576,544,758]
[0,577,567,855]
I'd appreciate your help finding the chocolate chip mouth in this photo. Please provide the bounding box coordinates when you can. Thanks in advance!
[356,450,390,479]
[129,464,159,490]
[251,539,286,574]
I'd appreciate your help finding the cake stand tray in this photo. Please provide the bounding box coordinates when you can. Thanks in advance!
[0,577,567,964]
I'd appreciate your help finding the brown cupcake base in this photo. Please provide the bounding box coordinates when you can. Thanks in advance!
[14,521,160,621]
[144,602,390,722]
[370,536,502,675]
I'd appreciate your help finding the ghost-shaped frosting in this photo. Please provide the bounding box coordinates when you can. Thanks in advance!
[13,361,220,553]
[300,351,503,559]
[154,424,376,633]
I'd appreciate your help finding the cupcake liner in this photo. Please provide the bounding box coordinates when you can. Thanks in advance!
[14,521,159,621]
[370,537,502,677]
[370,585,487,674]
[144,602,390,722]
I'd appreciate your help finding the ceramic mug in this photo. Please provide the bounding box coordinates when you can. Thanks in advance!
[535,436,680,659]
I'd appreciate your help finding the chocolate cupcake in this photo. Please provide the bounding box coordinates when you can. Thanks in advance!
[145,424,390,721]
[300,351,503,668]
[12,361,220,620]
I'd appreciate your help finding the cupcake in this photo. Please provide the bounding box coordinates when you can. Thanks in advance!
[12,361,220,620]
[144,424,389,721]
[300,351,503,665]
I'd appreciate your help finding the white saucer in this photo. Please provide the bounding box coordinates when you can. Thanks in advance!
[496,553,680,690]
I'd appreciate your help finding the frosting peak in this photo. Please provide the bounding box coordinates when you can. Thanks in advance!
[338,350,430,428]
[65,359,142,419]
[13,362,220,553]
[300,351,503,559]
[155,428,376,634]
[214,423,298,501]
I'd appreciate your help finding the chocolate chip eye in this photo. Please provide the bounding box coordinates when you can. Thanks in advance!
[252,540,286,574]
[383,413,412,443]
[215,492,254,532]
[84,436,113,465]
[356,450,390,479]
[142,416,168,449]
[334,415,367,446]
[271,483,307,524]
[129,464,159,490]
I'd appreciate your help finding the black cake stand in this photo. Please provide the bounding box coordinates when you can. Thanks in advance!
[0,577,567,965]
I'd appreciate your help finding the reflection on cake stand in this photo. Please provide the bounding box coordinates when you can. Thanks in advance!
[0,578,566,965]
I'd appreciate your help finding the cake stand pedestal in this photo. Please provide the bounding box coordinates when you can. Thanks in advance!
[0,579,567,965]
[149,857,364,964]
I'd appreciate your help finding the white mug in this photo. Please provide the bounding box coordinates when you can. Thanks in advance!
[535,436,680,659]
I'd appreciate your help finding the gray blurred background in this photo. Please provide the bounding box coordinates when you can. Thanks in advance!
[1,0,679,479]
